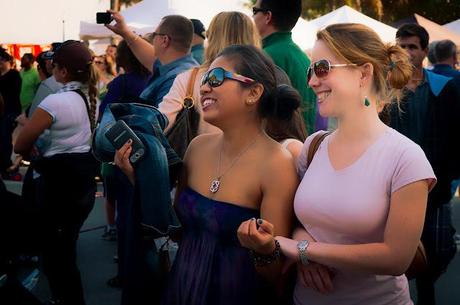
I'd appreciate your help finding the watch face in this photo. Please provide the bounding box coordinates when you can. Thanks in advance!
[298,240,308,250]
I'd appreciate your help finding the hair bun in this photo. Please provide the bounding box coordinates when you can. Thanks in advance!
[385,43,413,89]
[273,84,301,121]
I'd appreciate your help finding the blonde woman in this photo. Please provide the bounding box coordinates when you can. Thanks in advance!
[238,23,436,305]
[159,11,261,135]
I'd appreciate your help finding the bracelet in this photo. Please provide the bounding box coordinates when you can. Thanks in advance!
[250,239,281,267]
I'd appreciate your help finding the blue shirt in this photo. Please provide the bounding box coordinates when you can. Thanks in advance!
[99,72,150,115]
[139,54,198,107]
[431,64,460,78]
[191,44,205,65]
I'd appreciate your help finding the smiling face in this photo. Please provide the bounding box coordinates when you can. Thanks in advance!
[396,36,427,69]
[200,56,256,128]
[308,40,363,118]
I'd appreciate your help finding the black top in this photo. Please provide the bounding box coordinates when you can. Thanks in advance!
[0,69,22,115]
[387,73,460,206]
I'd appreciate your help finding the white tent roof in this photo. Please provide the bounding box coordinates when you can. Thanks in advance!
[292,18,318,51]
[292,5,397,50]
[80,0,251,40]
[445,19,460,35]
[413,14,460,45]
[0,0,109,45]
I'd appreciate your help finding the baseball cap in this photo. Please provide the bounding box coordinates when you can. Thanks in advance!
[46,40,93,73]
[190,19,206,39]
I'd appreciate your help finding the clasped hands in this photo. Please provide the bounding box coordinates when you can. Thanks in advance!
[237,218,334,294]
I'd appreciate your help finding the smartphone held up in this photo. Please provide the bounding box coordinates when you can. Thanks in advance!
[96,12,113,24]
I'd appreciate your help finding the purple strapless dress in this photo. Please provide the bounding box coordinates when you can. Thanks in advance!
[161,187,275,305]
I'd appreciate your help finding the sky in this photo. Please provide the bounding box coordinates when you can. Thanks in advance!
[0,0,249,45]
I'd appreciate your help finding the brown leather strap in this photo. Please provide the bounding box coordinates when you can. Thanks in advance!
[306,131,331,170]
[183,67,200,109]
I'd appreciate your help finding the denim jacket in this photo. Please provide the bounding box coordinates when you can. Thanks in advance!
[93,103,182,236]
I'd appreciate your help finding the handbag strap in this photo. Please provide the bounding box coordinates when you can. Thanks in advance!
[306,131,331,170]
[183,67,200,109]
[72,89,94,131]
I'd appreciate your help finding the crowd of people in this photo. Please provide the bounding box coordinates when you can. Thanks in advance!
[1,0,460,305]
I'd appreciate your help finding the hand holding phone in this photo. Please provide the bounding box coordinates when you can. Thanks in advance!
[96,12,113,24]
[104,10,131,37]
[105,120,145,164]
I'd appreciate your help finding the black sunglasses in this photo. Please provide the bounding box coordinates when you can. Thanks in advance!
[252,7,269,15]
[201,67,255,88]
[306,59,357,83]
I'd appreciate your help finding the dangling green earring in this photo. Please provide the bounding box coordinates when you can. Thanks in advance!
[364,96,370,107]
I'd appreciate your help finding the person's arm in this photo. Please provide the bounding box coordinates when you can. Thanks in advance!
[158,71,190,132]
[285,140,303,163]
[237,149,298,281]
[277,180,429,276]
[14,108,52,155]
[105,10,156,72]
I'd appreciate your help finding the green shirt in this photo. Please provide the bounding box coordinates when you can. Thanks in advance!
[20,68,40,111]
[263,32,317,134]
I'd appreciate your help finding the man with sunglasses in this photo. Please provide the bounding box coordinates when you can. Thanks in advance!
[106,11,198,107]
[386,23,460,305]
[252,0,316,134]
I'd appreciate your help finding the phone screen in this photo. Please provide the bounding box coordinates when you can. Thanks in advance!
[105,120,146,163]
[96,12,112,24]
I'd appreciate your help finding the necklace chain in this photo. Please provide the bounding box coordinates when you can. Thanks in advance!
[209,137,259,194]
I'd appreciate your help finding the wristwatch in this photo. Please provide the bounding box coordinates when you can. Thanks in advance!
[297,240,310,266]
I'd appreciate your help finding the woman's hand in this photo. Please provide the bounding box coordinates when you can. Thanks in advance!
[237,218,276,255]
[297,262,334,294]
[114,139,135,185]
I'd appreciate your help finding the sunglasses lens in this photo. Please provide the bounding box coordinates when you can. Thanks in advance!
[314,60,330,78]
[207,68,225,87]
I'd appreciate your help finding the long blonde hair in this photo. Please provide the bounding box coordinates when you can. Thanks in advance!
[317,23,413,107]
[203,12,261,68]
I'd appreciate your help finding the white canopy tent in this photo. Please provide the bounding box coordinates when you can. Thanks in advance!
[411,14,460,45]
[292,18,318,51]
[444,19,460,35]
[80,0,251,40]
[292,5,398,50]
[0,0,109,45]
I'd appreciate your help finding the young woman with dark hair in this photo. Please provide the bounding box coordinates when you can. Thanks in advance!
[115,45,300,305]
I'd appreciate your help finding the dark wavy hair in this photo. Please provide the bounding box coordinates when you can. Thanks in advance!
[116,40,150,77]
[217,45,302,122]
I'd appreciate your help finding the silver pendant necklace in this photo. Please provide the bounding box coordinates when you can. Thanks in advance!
[210,137,259,194]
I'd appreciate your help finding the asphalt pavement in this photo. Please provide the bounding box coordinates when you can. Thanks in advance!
[4,171,460,305]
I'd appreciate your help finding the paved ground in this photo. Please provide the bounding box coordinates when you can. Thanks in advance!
[4,171,460,305]
[5,178,121,305]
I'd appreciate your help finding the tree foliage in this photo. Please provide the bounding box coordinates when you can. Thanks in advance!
[248,0,460,24]
[111,0,142,11]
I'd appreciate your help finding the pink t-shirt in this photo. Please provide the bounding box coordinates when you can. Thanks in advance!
[293,128,436,305]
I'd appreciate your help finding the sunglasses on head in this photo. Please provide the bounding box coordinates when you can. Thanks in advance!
[201,67,255,88]
[306,59,357,83]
